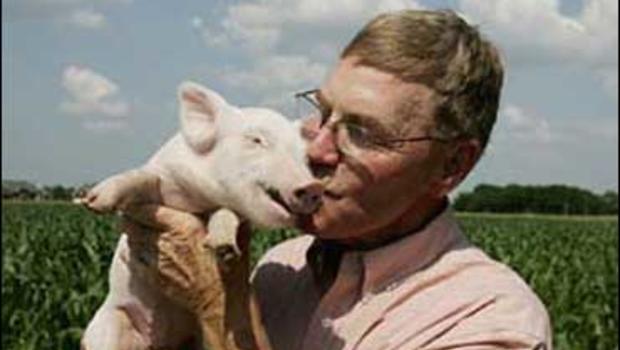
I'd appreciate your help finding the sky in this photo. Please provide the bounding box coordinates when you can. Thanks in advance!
[2,0,618,195]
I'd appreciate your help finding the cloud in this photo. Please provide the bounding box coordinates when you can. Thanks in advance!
[458,0,618,101]
[195,0,617,128]
[220,55,327,90]
[471,102,618,193]
[82,120,128,132]
[191,16,203,29]
[498,104,553,143]
[195,0,424,51]
[458,0,618,68]
[595,67,619,100]
[493,102,617,150]
[213,54,327,113]
[194,0,424,112]
[2,0,130,24]
[69,8,105,29]
[60,65,129,120]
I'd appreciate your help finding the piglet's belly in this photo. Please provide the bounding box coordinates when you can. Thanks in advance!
[109,235,200,348]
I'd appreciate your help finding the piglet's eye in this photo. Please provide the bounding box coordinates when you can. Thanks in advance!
[247,135,268,147]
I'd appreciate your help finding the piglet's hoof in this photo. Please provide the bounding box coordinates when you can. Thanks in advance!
[204,208,242,270]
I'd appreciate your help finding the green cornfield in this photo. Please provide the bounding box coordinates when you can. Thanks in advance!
[2,202,618,350]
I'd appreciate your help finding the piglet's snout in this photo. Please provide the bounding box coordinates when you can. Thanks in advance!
[289,181,323,214]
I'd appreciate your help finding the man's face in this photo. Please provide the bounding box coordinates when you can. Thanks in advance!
[299,56,453,243]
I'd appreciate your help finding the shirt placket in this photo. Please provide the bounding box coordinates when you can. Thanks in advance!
[301,252,363,350]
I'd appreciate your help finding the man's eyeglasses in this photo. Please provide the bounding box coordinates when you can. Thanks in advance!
[294,89,455,156]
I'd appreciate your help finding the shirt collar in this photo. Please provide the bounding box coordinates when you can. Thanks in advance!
[306,205,466,295]
[360,206,465,294]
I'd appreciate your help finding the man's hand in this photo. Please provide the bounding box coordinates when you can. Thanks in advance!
[120,204,270,350]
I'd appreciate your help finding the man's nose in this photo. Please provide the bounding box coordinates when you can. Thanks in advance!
[307,126,340,166]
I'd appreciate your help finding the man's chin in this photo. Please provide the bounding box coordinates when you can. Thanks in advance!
[294,196,351,237]
[295,213,347,240]
[295,213,318,234]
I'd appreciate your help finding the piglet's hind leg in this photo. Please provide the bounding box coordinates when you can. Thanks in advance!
[81,306,148,350]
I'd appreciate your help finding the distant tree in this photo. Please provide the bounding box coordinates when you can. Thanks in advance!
[2,180,39,200]
[453,184,618,215]
[41,185,74,201]
[453,192,473,211]
[2,180,86,201]
[602,191,618,214]
[73,183,96,199]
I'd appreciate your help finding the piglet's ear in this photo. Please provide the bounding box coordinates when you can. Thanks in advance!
[178,81,229,153]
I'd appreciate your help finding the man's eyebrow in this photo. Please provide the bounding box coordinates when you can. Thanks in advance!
[317,89,394,135]
[344,112,392,135]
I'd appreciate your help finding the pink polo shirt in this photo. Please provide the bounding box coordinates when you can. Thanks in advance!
[251,207,552,350]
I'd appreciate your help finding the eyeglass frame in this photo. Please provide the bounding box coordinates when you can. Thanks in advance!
[294,88,462,154]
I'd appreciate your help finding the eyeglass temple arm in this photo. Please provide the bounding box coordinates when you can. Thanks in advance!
[294,89,321,109]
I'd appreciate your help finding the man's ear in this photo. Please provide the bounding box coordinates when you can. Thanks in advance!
[178,81,230,153]
[437,138,482,197]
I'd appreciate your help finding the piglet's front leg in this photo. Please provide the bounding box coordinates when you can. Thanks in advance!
[74,169,162,214]
[205,208,244,266]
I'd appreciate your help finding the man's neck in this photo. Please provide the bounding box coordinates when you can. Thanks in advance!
[332,197,448,251]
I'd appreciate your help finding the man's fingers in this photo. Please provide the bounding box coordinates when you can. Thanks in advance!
[120,218,153,242]
[120,217,147,234]
[123,204,205,235]
[237,222,252,253]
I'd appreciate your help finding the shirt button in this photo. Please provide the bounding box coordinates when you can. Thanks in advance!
[386,281,399,291]
[321,318,334,328]
[360,293,373,305]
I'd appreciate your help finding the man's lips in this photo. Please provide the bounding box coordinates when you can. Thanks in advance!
[317,175,342,200]
[294,187,342,232]
[323,189,343,200]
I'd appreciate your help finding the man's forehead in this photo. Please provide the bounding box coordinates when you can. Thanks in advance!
[323,57,405,94]
[320,58,437,130]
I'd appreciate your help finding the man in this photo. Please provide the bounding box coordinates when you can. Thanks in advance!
[123,9,552,350]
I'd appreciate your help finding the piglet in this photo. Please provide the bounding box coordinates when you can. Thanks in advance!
[76,81,322,350]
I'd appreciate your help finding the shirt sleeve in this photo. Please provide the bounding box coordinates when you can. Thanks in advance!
[415,329,550,350]
[391,293,553,350]
[379,281,552,350]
